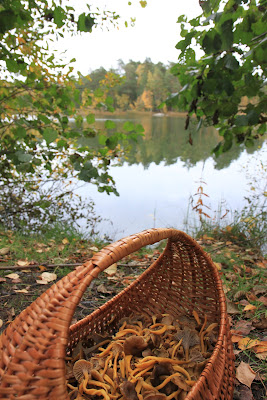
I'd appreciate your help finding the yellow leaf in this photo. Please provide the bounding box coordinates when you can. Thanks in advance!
[17,260,30,267]
[104,263,117,276]
[238,337,261,350]
[62,238,69,245]
[5,273,20,280]
[226,225,232,232]
[214,262,222,271]
[253,342,267,353]
[0,247,10,255]
[243,304,256,312]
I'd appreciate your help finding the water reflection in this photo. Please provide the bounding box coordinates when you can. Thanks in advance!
[94,112,264,170]
[76,113,266,239]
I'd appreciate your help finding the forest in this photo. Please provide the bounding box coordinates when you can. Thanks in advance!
[76,59,182,112]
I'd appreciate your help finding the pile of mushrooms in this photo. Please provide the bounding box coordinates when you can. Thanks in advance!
[66,312,218,400]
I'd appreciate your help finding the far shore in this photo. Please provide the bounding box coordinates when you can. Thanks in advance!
[80,109,188,118]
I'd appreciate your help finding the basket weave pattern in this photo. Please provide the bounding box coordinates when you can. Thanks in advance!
[0,229,235,399]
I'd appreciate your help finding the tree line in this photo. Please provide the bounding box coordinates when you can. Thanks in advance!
[77,59,182,112]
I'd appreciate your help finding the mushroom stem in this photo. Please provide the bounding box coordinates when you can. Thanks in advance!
[98,343,114,357]
[166,389,181,400]
[149,326,167,335]
[86,380,110,391]
[102,352,113,376]
[115,329,141,338]
[185,380,196,387]
[119,359,125,379]
[125,354,134,377]
[103,374,116,390]
[155,373,185,390]
[193,310,201,326]
[83,388,110,400]
[113,351,120,380]
[137,357,191,365]
[199,315,207,336]
[171,338,183,359]
[172,365,191,380]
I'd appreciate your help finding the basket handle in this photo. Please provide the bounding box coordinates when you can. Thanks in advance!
[0,228,190,398]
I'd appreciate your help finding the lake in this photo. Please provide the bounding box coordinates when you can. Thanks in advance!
[76,112,266,240]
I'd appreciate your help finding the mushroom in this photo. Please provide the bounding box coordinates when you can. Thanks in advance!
[73,359,92,388]
[143,390,167,400]
[124,336,148,356]
[150,363,174,387]
[174,327,200,361]
[120,381,139,400]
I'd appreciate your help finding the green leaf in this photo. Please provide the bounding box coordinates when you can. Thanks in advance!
[78,13,95,32]
[43,128,58,144]
[106,136,118,150]
[15,127,27,139]
[16,152,33,162]
[224,54,239,70]
[86,114,95,124]
[98,135,107,145]
[53,6,65,28]
[105,120,116,129]
[123,121,135,132]
[6,59,20,73]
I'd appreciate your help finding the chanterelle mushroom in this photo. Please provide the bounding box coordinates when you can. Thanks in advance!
[174,327,200,361]
[124,335,148,356]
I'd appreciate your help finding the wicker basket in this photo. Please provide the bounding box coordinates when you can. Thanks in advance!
[0,228,235,399]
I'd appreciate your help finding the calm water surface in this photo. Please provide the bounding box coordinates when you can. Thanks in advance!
[77,113,266,240]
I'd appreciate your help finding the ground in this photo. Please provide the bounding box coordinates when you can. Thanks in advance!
[0,229,266,399]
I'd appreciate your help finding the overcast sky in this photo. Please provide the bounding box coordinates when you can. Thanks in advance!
[56,0,202,74]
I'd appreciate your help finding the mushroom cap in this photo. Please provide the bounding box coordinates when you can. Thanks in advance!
[150,362,174,387]
[73,360,92,382]
[174,327,200,351]
[120,381,139,400]
[123,336,148,356]
[143,391,167,400]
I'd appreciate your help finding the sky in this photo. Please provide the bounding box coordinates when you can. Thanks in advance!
[56,0,202,74]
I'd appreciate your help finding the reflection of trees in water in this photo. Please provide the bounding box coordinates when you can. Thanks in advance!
[94,113,265,170]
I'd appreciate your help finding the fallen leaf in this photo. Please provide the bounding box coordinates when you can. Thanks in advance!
[231,333,243,343]
[0,319,3,328]
[255,351,267,360]
[253,341,267,353]
[5,273,20,280]
[0,277,6,283]
[234,320,254,336]
[238,337,261,350]
[243,304,256,312]
[258,296,267,306]
[236,362,256,388]
[36,279,48,285]
[17,260,30,267]
[227,300,240,315]
[104,263,117,276]
[252,316,267,330]
[253,285,266,296]
[225,225,232,232]
[0,247,10,255]
[62,238,69,245]
[40,272,57,283]
[214,262,222,271]
[97,284,112,294]
[14,288,29,294]
[235,383,254,400]
[38,265,47,271]
[89,246,99,252]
